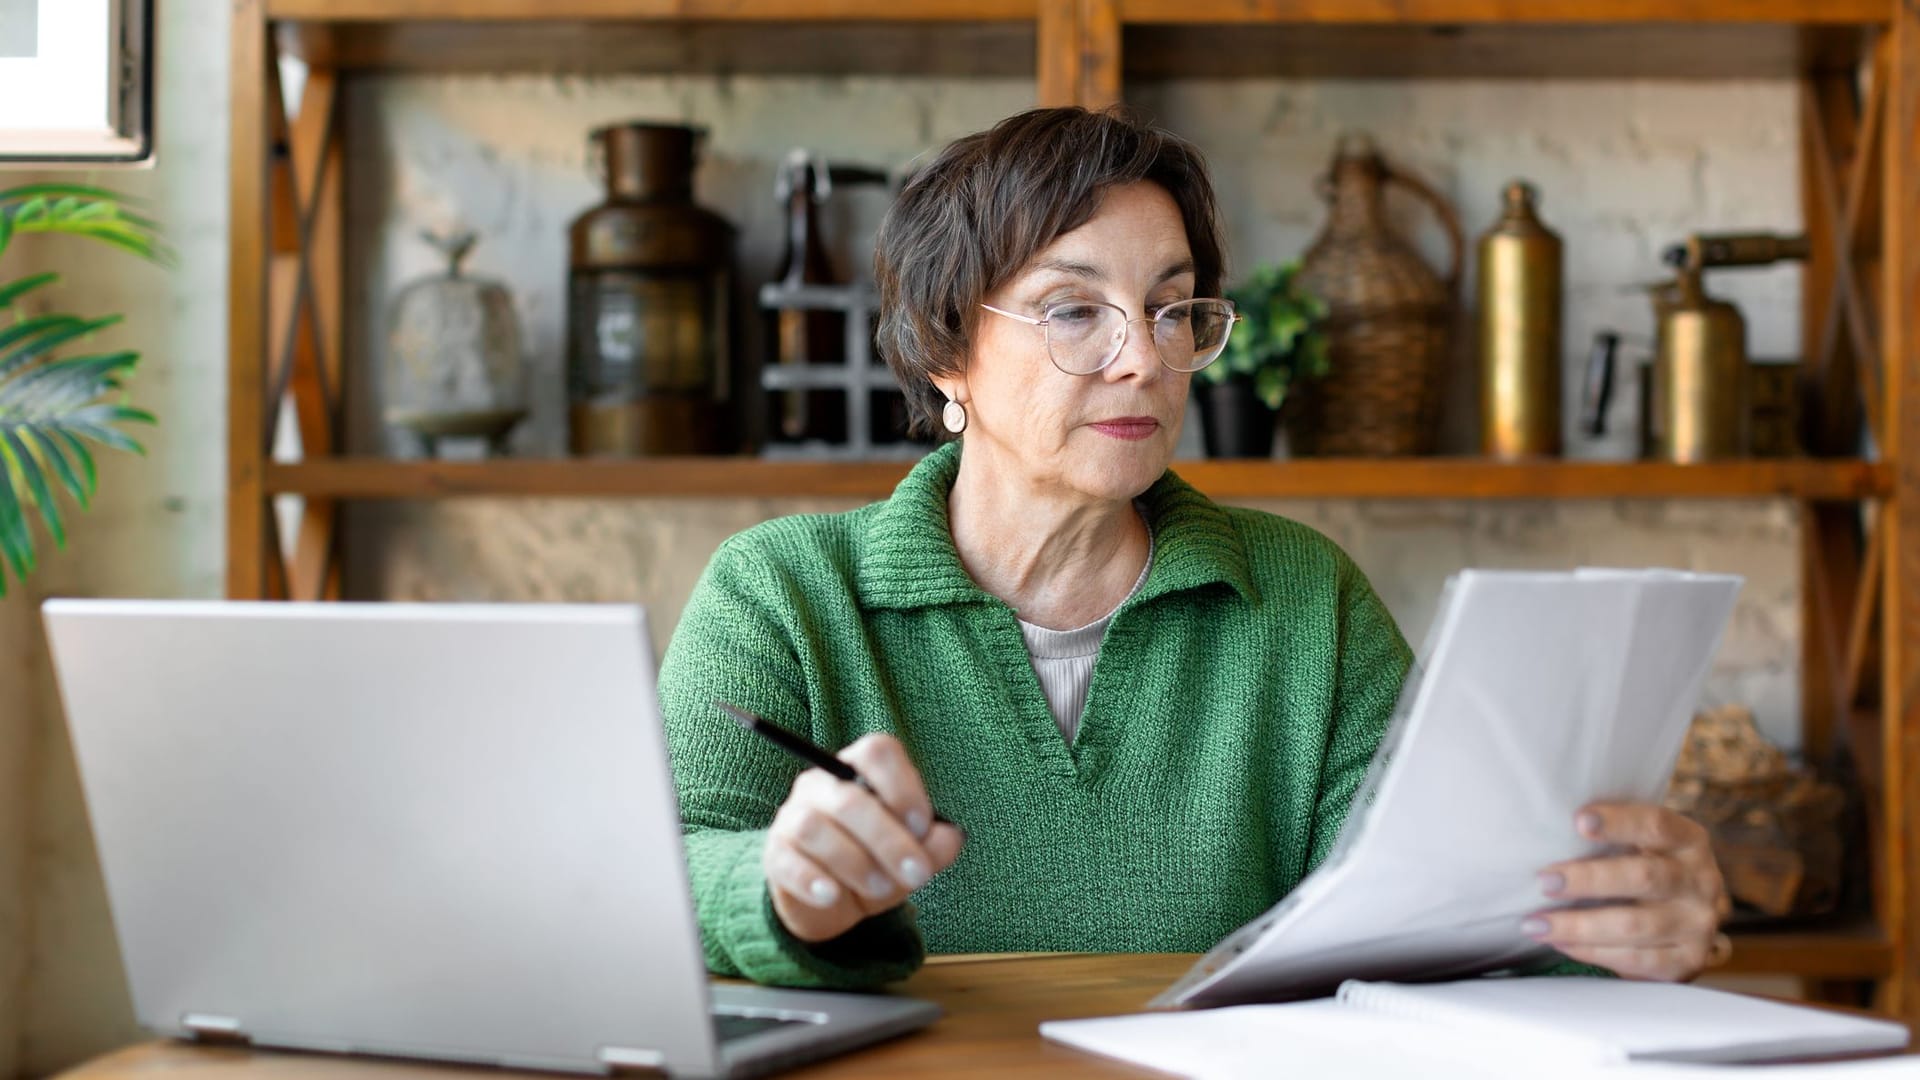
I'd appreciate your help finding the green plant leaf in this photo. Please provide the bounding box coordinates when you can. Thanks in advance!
[0,185,171,266]
[0,447,34,589]
[18,427,85,509]
[0,182,150,205]
[1253,367,1287,411]
[54,431,97,498]
[60,419,145,456]
[0,428,62,549]
[0,272,58,310]
[0,314,120,380]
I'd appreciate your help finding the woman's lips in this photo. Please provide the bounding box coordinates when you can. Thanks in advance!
[1089,417,1160,441]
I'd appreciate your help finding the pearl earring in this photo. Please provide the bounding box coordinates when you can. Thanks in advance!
[942,398,968,435]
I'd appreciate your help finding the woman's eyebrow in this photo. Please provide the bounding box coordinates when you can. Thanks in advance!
[1156,258,1197,284]
[1031,257,1105,281]
[1027,256,1196,286]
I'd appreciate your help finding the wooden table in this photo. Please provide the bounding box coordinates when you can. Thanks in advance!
[59,953,1187,1079]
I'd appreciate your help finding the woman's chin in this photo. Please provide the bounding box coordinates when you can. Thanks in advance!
[1074,440,1174,499]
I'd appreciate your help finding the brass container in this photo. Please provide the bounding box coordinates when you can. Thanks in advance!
[1292,133,1462,457]
[1477,181,1563,460]
[566,123,737,456]
[1649,270,1747,462]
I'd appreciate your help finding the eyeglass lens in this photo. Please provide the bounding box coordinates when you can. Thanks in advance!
[1044,300,1235,374]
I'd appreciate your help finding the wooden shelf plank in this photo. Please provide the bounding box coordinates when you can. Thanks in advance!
[1119,0,1888,25]
[264,458,1891,501]
[1125,22,1874,80]
[276,20,1038,75]
[268,0,1035,20]
[1723,920,1895,979]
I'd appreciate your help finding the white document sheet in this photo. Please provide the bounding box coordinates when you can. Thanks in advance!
[1042,999,1920,1080]
[1153,568,1743,1008]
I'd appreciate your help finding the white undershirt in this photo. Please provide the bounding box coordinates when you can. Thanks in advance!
[1014,506,1155,744]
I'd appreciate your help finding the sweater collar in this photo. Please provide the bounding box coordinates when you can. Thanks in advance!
[855,440,1257,611]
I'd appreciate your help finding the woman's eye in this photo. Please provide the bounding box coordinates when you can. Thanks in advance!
[1050,304,1106,325]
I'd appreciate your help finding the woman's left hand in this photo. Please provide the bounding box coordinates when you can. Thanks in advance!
[1527,801,1731,981]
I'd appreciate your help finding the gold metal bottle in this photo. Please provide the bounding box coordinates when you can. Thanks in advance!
[1477,181,1563,459]
[1649,268,1747,462]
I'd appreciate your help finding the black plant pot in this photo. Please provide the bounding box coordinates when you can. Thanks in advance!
[1197,376,1278,458]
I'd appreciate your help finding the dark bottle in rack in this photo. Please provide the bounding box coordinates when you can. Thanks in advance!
[566,122,737,456]
[771,151,847,445]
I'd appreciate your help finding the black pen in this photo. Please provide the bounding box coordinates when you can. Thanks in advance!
[714,700,956,829]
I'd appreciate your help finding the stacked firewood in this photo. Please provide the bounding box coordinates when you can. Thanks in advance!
[1664,704,1846,919]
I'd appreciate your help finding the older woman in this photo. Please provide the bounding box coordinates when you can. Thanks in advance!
[656,107,1727,990]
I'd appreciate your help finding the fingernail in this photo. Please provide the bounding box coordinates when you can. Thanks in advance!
[906,810,930,840]
[900,857,929,890]
[1539,872,1566,897]
[865,872,893,899]
[1576,811,1602,839]
[1521,917,1551,939]
[806,878,840,908]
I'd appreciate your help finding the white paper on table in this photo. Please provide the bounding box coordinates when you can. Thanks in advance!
[1041,999,1564,1080]
[1042,1002,1920,1080]
[1153,568,1743,1008]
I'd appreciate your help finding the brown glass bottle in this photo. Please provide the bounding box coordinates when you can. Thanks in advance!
[772,153,847,444]
[566,123,736,456]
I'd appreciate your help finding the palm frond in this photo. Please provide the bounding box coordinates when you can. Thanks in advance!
[0,184,172,266]
[0,271,56,310]
[0,183,165,597]
[0,325,154,596]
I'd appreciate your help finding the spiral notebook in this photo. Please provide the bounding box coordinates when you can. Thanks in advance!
[1042,977,1911,1077]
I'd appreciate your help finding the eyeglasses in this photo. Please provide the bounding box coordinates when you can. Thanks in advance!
[978,298,1242,376]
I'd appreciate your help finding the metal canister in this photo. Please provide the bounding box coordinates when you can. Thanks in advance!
[1649,269,1747,462]
[566,122,737,456]
[1477,181,1563,459]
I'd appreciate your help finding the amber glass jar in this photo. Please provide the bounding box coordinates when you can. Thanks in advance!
[566,123,736,455]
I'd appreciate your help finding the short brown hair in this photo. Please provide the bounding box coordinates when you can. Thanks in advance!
[873,106,1226,438]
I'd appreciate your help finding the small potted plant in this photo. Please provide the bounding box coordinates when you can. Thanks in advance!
[1194,261,1329,458]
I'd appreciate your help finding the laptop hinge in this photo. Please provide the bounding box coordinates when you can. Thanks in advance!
[181,1013,250,1045]
[596,1046,668,1076]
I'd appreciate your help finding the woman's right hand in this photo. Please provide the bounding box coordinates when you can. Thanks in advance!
[763,732,966,943]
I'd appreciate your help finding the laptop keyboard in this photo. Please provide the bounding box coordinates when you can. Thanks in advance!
[713,1012,810,1043]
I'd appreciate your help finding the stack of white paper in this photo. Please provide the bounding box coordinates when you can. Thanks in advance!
[1154,568,1743,1008]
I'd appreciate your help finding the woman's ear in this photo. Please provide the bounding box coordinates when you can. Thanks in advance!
[931,366,969,405]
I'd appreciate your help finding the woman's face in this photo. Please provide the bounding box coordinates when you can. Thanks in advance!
[939,181,1196,503]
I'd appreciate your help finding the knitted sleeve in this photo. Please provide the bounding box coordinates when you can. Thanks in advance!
[1304,556,1415,871]
[655,534,925,989]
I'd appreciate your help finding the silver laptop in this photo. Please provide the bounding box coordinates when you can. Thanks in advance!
[43,599,938,1078]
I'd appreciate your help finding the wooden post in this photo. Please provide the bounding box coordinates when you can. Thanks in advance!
[1880,0,1919,1029]
[227,0,269,600]
[1038,0,1080,106]
[1078,0,1122,109]
[1038,0,1121,108]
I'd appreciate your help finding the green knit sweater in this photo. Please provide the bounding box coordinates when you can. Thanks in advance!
[657,442,1570,989]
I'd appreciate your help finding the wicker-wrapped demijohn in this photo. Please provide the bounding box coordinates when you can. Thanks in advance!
[1292,133,1462,457]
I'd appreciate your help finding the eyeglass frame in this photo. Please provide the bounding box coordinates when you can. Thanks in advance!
[977,297,1243,376]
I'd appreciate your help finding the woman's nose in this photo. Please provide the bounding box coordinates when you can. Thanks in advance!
[1103,316,1163,382]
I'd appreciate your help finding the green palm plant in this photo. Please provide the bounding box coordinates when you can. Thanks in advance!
[0,183,169,597]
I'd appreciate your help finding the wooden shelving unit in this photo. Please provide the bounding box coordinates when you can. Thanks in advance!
[228,0,1919,1026]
